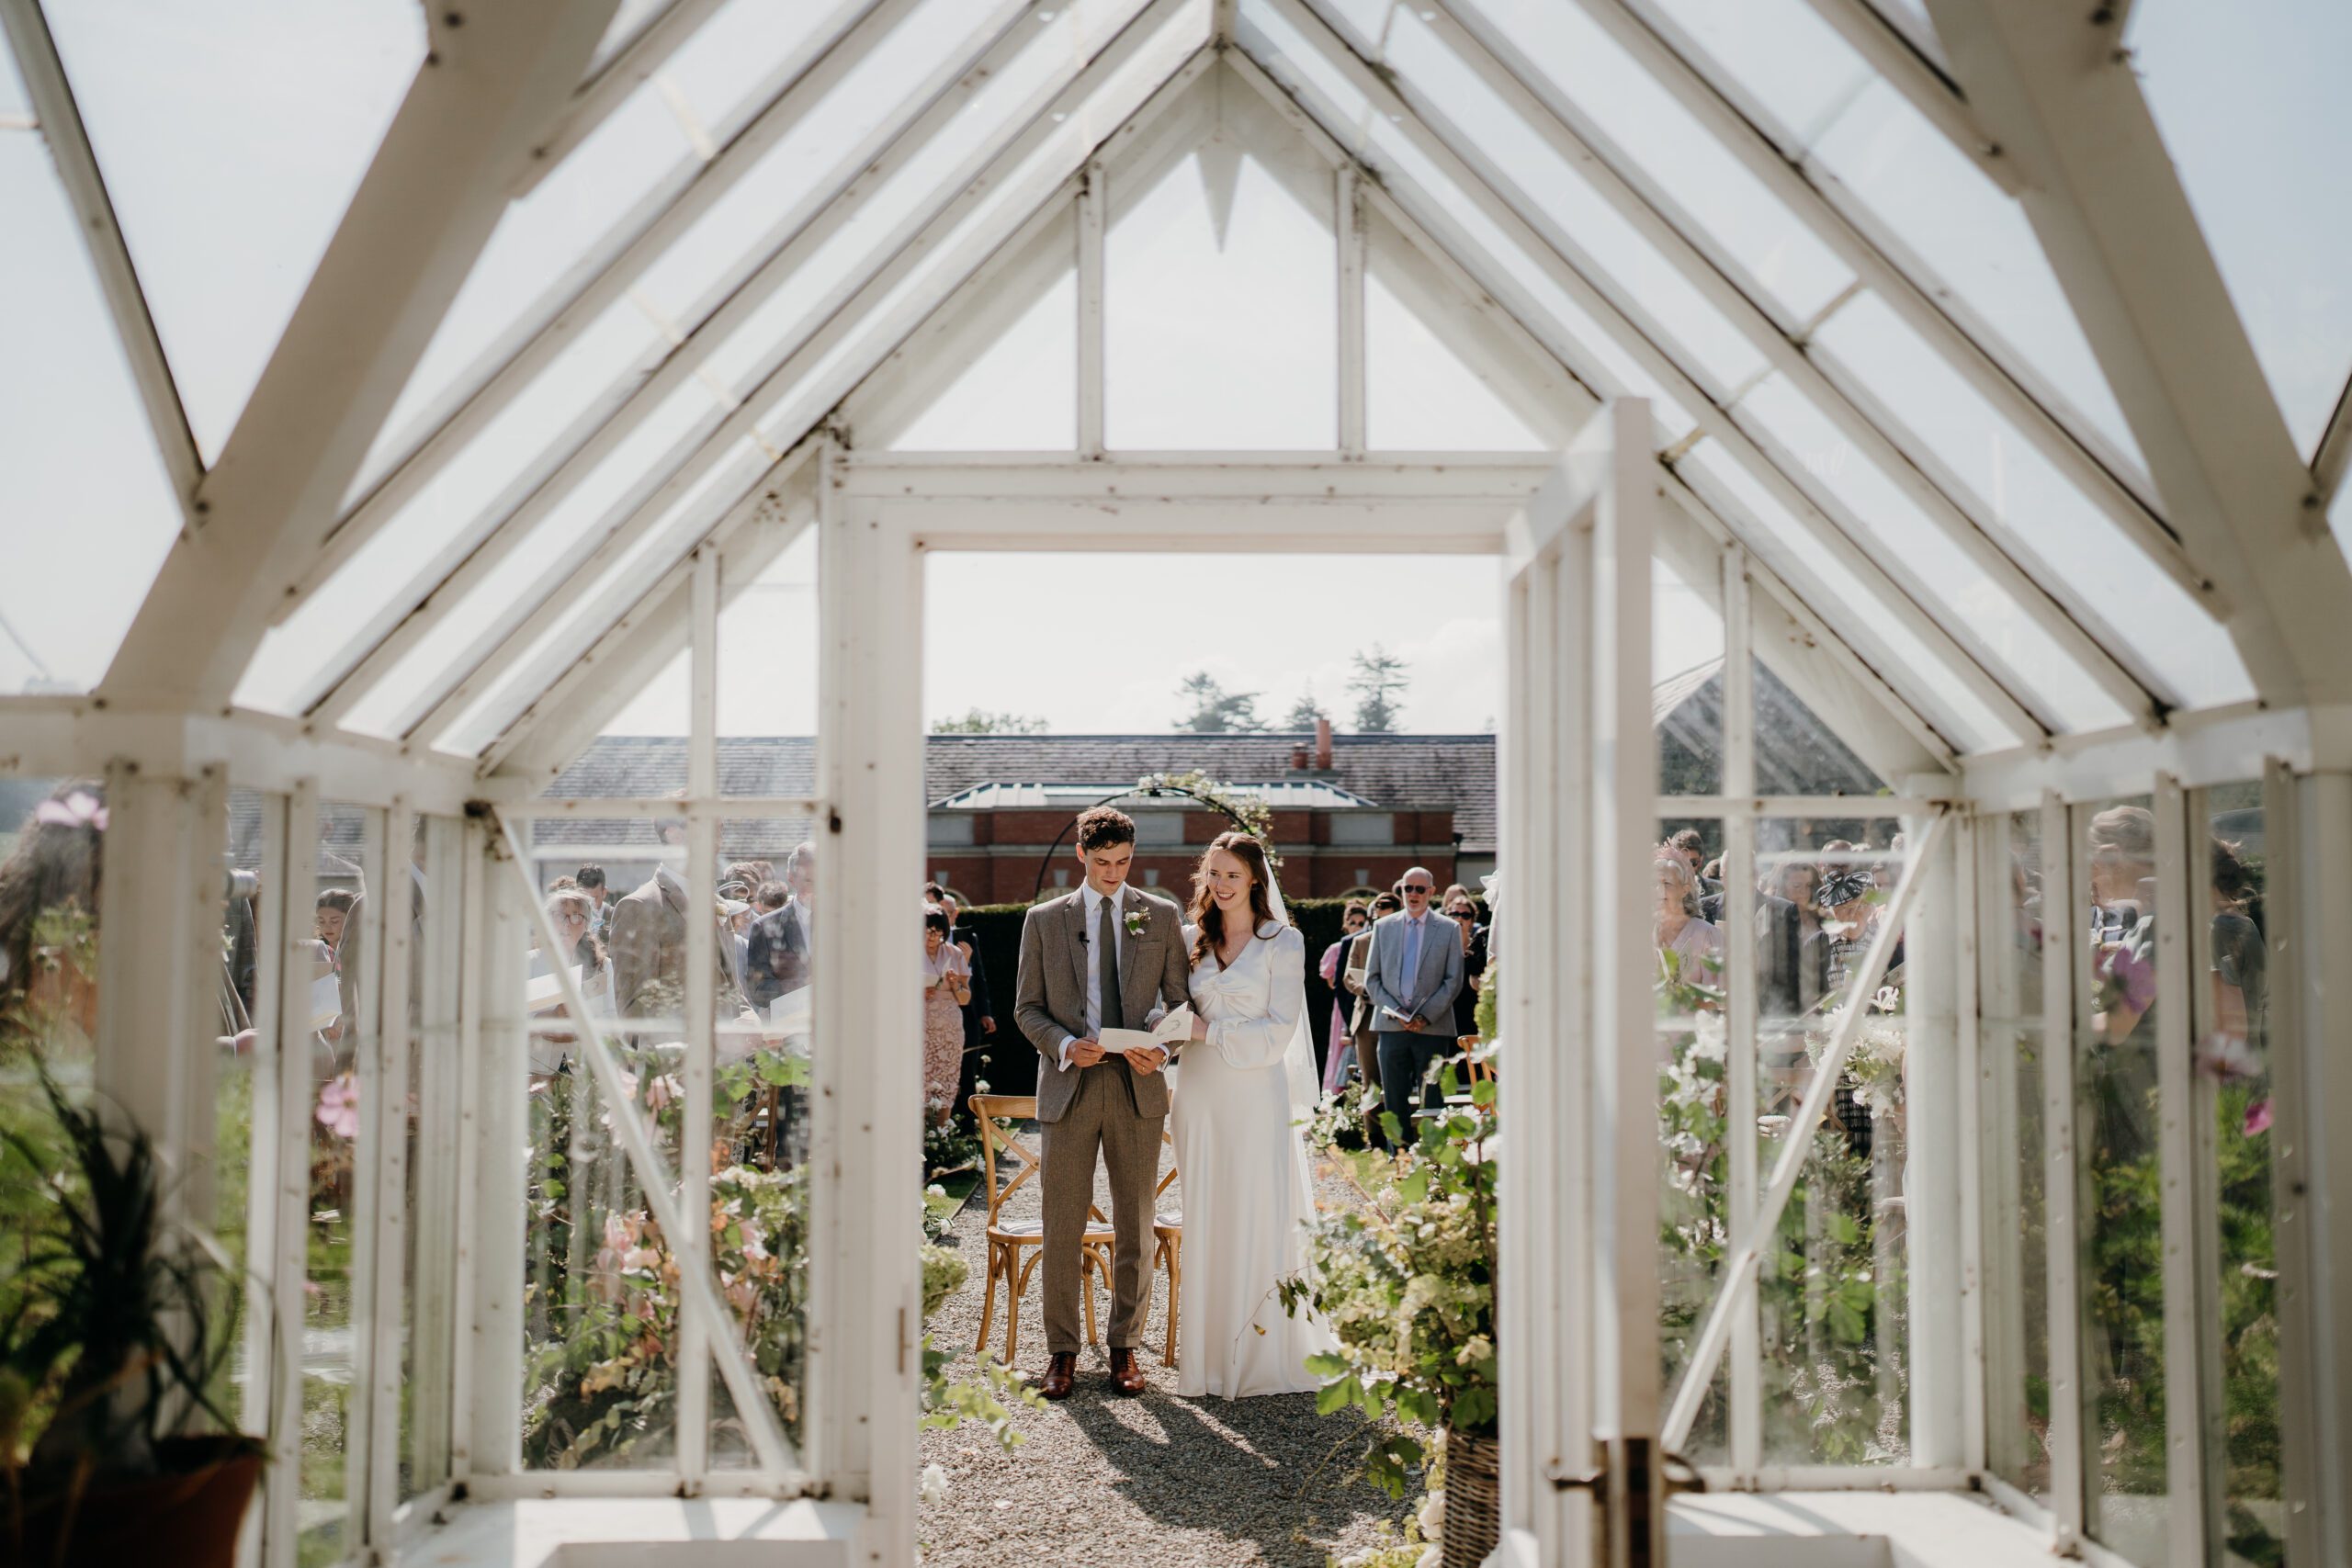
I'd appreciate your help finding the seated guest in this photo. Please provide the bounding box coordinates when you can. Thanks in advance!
[1655,846,1724,989]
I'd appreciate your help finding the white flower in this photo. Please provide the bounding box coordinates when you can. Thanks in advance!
[926,1182,947,1200]
[919,1463,949,1505]
[1416,1546,1442,1568]
[1418,1489,1446,1539]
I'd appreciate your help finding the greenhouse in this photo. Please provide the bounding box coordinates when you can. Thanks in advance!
[1,0,2347,1565]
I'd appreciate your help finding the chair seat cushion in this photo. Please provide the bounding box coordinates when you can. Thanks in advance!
[988,1222,1114,1241]
[1154,1211,1182,1230]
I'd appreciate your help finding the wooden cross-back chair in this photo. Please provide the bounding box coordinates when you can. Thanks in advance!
[968,1094,1115,1365]
[1150,1129,1182,1367]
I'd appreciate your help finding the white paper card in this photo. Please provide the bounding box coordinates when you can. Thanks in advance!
[1099,1004,1192,1055]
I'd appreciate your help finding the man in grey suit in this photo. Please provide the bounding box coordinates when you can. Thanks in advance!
[1012,807,1192,1399]
[1364,865,1465,1145]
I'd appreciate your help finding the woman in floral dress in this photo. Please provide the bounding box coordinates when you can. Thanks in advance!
[920,904,971,1122]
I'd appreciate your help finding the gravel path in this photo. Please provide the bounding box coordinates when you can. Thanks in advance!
[918,1122,1408,1567]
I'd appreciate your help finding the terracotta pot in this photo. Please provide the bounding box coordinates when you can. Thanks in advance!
[14,1435,263,1568]
[1442,1426,1501,1568]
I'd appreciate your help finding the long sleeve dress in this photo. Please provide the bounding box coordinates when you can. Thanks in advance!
[1170,923,1338,1398]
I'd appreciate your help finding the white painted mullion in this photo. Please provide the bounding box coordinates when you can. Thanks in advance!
[679,547,718,1487]
[447,813,487,1483]
[342,807,390,1554]
[409,814,464,1492]
[0,0,203,508]
[1719,546,1760,1480]
[2148,773,2206,1567]
[1078,161,1106,457]
[2182,786,2229,1568]
[1336,164,1365,457]
[236,792,289,1568]
[262,782,319,1568]
[2313,376,2352,509]
[364,799,417,1549]
[2039,789,2086,1551]
[1952,812,1987,1476]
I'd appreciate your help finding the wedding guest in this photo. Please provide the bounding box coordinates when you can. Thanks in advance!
[315,887,356,954]
[920,905,971,1122]
[1341,892,1401,1120]
[1654,847,1724,989]
[575,863,611,937]
[1365,867,1466,1140]
[745,841,816,1015]
[1443,891,1487,1040]
[0,781,106,1036]
[937,892,996,1103]
[2209,837,2264,1043]
[1318,899,1371,1094]
[752,880,787,918]
[606,859,761,1045]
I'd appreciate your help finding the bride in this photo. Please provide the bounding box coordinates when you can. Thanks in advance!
[1171,830,1337,1398]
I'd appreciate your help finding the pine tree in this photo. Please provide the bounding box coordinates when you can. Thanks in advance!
[932,708,1046,734]
[1283,692,1327,729]
[1175,672,1267,733]
[1348,646,1409,733]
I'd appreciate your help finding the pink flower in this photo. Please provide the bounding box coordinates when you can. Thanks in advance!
[34,792,106,831]
[2244,1099,2272,1137]
[315,1073,358,1139]
[644,1073,681,1111]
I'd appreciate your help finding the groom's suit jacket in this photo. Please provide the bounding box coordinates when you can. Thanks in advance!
[1013,884,1192,1123]
[1363,909,1465,1033]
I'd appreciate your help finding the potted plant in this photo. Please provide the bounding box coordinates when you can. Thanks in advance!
[3,1066,263,1568]
[1283,1072,1500,1568]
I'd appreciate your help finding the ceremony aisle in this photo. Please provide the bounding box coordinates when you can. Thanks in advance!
[918,1120,1408,1567]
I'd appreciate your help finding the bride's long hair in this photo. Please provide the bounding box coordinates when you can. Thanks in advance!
[1187,830,1282,967]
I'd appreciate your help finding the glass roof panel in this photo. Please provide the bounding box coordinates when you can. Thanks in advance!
[1366,229,1547,451]
[882,205,1078,451]
[234,306,663,716]
[1462,0,1854,326]
[2132,0,2352,460]
[44,0,423,461]
[1679,441,2014,755]
[1737,372,2130,734]
[0,82,181,694]
[1813,292,2252,712]
[1106,74,1337,449]
[585,0,678,81]
[1645,0,1873,148]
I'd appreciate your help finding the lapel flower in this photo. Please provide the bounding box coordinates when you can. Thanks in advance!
[34,791,106,831]
[1123,903,1149,940]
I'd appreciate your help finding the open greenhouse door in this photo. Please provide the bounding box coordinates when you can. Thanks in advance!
[1497,400,1664,1568]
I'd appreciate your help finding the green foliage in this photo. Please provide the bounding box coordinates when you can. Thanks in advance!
[1281,1069,1497,1499]
[1174,673,1268,733]
[1347,646,1408,734]
[932,709,1046,734]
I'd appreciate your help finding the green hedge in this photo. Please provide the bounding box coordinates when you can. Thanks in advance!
[951,893,1487,1099]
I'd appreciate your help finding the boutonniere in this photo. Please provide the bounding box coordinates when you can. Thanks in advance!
[1123,907,1149,940]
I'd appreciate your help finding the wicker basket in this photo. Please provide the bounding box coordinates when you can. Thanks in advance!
[1442,1427,1502,1568]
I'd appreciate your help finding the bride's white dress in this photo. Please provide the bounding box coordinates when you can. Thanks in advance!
[1170,922,1338,1398]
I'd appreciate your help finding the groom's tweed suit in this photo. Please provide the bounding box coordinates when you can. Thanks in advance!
[1013,884,1191,1354]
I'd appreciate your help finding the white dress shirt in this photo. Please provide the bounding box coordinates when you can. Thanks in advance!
[1058,882,1122,1070]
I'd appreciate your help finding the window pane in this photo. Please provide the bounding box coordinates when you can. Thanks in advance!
[1655,819,1730,1465]
[1364,211,1552,451]
[1754,656,1888,799]
[874,205,1077,451]
[2073,795,2168,1564]
[1653,558,1725,796]
[44,0,423,458]
[2134,1,2352,459]
[2191,784,2285,1566]
[1981,809,2051,1502]
[1105,69,1337,449]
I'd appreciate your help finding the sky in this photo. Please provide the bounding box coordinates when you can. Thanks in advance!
[3,0,2346,722]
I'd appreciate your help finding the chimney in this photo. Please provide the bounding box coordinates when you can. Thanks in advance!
[1314,716,1333,771]
[1291,745,1310,770]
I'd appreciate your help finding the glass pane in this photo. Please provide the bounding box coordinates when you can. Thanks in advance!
[2191,783,2284,1565]
[2073,795,2168,1563]
[1678,439,2018,756]
[1365,211,1550,450]
[1653,558,1725,796]
[1812,293,2251,712]
[212,791,263,1512]
[0,70,182,694]
[43,1,424,458]
[303,802,380,1565]
[1754,821,1912,1464]
[406,814,464,1495]
[1736,372,2130,734]
[1981,809,2051,1501]
[876,205,1077,451]
[1754,657,1887,798]
[1654,820,1730,1465]
[2135,2,2352,459]
[1105,69,1337,449]
[1463,0,1855,325]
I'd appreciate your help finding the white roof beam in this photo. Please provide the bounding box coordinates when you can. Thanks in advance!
[476,14,1216,773]
[511,0,738,197]
[0,0,204,510]
[2314,374,2352,513]
[298,0,941,608]
[1926,0,2352,709]
[1227,43,1961,767]
[96,0,620,710]
[1796,0,2019,195]
[1382,0,2170,724]
[379,0,1198,748]
[1241,0,2050,745]
[301,0,1050,729]
[1476,0,2212,613]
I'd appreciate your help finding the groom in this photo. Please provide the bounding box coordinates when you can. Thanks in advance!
[1013,806,1191,1399]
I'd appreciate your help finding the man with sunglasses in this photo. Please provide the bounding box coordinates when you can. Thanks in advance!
[1363,867,1465,1145]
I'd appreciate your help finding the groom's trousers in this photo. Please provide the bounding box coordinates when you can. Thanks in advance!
[1038,1059,1162,1354]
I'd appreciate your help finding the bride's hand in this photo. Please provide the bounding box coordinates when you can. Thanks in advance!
[1188,1013,1209,1042]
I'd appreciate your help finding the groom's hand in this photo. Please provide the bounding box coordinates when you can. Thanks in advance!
[1129,1045,1166,1076]
[1066,1036,1106,1067]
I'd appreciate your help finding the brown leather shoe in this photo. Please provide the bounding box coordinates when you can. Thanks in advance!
[1035,1351,1077,1401]
[1107,1348,1148,1397]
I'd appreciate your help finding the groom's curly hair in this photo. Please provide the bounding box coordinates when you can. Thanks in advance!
[1074,806,1136,852]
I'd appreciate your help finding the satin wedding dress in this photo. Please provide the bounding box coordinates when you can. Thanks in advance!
[1170,919,1337,1398]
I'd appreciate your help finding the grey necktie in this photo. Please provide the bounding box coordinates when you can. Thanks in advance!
[1098,894,1125,1033]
